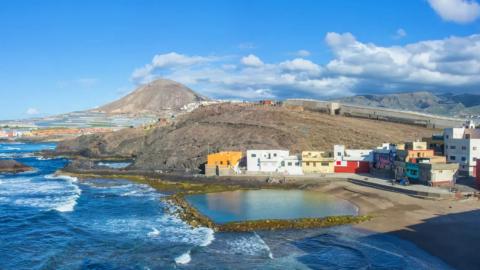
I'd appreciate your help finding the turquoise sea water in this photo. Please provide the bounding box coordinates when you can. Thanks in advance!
[0,142,454,269]
[186,190,358,223]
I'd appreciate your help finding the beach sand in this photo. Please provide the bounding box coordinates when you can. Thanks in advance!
[313,181,480,270]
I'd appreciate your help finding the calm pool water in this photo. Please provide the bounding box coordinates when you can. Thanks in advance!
[186,189,359,224]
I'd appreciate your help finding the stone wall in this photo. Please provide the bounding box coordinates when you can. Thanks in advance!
[284,99,466,129]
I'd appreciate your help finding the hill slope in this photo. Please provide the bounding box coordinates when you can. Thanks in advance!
[334,91,480,117]
[57,103,437,172]
[95,79,208,114]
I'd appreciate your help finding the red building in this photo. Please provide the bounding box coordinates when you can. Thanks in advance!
[334,160,370,174]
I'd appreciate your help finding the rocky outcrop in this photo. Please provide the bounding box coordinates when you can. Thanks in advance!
[0,160,33,173]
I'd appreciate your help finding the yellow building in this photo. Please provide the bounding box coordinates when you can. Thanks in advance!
[301,151,335,174]
[205,151,243,176]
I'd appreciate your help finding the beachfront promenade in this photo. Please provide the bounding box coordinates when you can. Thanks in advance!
[216,172,472,199]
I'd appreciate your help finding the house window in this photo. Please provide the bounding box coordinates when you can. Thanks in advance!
[461,157,466,162]
[462,146,467,151]
[450,156,456,161]
[321,162,329,166]
[446,135,449,139]
[251,154,256,158]
[288,162,292,166]
[220,161,223,165]
[281,161,285,166]
[295,162,300,166]
[337,152,342,156]
[473,147,478,151]
[450,146,456,149]
[306,162,310,166]
[273,153,277,157]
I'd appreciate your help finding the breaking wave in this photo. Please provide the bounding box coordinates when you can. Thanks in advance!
[0,174,81,213]
[175,250,191,265]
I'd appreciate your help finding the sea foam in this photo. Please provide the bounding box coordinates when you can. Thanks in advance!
[147,227,160,237]
[0,174,81,212]
[175,250,191,265]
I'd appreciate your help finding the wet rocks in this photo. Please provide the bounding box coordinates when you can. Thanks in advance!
[0,160,33,173]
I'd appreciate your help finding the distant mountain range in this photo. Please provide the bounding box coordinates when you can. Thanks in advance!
[333,91,480,117]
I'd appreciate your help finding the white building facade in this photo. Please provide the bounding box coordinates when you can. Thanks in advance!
[334,145,373,162]
[246,150,302,175]
[444,122,480,176]
[277,155,303,175]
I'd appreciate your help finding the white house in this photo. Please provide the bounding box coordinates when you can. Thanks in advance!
[444,121,480,176]
[334,145,373,162]
[247,150,289,172]
[278,155,303,175]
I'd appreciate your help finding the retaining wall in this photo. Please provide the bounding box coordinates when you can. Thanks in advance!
[284,99,466,129]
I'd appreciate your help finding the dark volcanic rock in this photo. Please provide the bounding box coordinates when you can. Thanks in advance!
[0,160,33,173]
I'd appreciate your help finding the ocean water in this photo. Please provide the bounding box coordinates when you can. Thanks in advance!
[0,142,453,269]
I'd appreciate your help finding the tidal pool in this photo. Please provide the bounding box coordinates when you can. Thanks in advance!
[186,189,358,224]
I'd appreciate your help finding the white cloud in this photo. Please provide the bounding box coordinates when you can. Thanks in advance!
[393,28,407,39]
[428,0,480,23]
[131,52,215,83]
[295,49,311,57]
[240,54,264,67]
[130,33,480,99]
[279,58,321,74]
[26,108,39,115]
[325,32,480,88]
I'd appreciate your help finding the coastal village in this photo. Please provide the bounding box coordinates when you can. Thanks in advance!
[205,120,480,189]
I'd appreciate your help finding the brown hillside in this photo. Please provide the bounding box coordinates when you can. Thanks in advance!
[57,103,437,172]
[95,79,207,114]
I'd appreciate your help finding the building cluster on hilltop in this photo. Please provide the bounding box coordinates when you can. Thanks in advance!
[205,121,480,188]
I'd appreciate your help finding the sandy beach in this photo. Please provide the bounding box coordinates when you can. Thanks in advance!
[313,181,480,270]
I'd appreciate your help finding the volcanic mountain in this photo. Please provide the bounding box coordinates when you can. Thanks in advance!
[94,79,208,114]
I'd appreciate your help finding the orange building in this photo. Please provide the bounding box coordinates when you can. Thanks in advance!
[206,151,243,176]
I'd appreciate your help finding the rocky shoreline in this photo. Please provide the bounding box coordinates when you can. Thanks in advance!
[59,169,371,232]
[56,161,480,269]
[0,160,33,173]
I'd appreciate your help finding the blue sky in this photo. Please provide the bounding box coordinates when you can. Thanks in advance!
[1,0,479,120]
